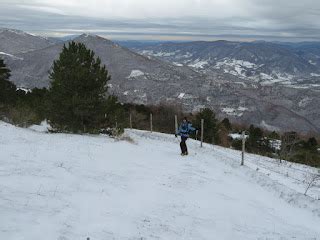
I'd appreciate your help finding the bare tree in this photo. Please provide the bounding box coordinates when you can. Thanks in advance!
[280,132,299,163]
[304,172,320,196]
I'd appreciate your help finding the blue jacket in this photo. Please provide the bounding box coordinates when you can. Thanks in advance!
[177,122,196,137]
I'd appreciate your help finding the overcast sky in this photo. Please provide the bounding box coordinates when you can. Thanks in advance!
[1,0,320,41]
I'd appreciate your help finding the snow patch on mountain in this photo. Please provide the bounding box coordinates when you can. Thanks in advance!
[173,62,183,66]
[215,59,259,69]
[178,93,185,99]
[214,58,261,78]
[260,120,280,132]
[309,60,317,65]
[0,52,23,60]
[221,106,249,117]
[212,58,298,86]
[260,73,274,80]
[188,59,209,69]
[153,51,177,57]
[177,93,195,99]
[180,52,193,58]
[311,73,320,77]
[140,50,179,58]
[128,70,144,78]
[299,97,312,108]
[258,72,295,85]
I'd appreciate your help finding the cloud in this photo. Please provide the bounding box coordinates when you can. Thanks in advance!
[0,0,320,41]
[17,4,66,15]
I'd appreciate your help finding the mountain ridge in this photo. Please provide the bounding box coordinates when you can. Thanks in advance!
[0,28,55,55]
[1,29,320,134]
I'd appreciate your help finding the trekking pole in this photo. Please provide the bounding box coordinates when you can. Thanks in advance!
[150,113,153,133]
[174,115,178,134]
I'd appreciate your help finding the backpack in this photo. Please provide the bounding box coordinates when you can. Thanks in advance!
[180,122,189,134]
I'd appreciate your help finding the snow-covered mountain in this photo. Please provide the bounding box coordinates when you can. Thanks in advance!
[2,29,320,134]
[6,33,201,105]
[0,28,54,55]
[0,121,320,239]
[127,40,320,88]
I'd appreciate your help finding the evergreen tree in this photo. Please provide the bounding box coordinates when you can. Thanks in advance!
[268,131,280,140]
[306,137,318,152]
[0,58,16,104]
[195,108,218,143]
[247,125,264,152]
[221,118,232,131]
[104,95,127,129]
[48,42,111,132]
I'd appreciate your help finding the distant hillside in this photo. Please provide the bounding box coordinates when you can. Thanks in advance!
[0,28,54,55]
[2,29,320,134]
[128,40,320,88]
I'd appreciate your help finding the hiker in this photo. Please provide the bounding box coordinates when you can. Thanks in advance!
[175,117,196,155]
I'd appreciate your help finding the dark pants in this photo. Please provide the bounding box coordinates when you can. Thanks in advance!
[180,136,188,154]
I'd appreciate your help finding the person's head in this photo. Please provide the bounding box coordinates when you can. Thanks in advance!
[183,117,188,123]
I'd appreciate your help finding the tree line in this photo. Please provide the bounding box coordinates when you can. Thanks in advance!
[0,42,319,167]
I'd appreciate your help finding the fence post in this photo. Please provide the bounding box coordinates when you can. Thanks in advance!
[150,113,153,133]
[174,115,178,133]
[241,131,246,166]
[129,113,132,129]
[201,119,204,147]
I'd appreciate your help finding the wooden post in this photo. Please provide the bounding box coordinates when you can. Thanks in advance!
[129,113,132,129]
[150,113,153,133]
[174,115,178,133]
[241,131,246,166]
[212,135,215,150]
[201,119,204,147]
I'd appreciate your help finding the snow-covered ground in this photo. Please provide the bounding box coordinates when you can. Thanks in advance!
[0,121,320,240]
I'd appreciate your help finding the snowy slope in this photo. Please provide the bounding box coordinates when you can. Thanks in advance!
[0,121,320,240]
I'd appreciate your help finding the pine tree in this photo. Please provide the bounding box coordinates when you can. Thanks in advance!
[195,108,218,144]
[48,42,111,132]
[0,58,16,104]
[247,125,264,152]
[221,118,232,131]
[306,137,318,152]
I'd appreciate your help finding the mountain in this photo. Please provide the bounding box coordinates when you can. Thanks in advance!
[1,121,320,239]
[0,28,54,55]
[6,34,202,105]
[3,30,320,134]
[127,41,320,88]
